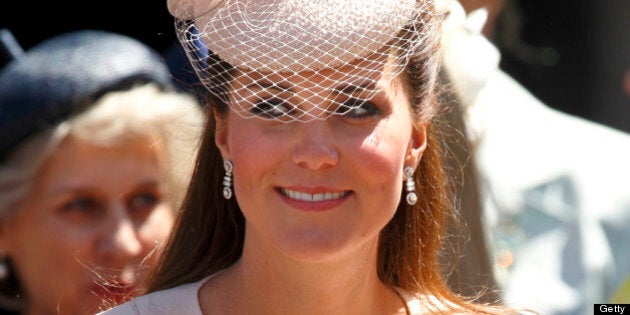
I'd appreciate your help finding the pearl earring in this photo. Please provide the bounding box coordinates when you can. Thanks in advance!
[223,160,233,200]
[404,166,417,206]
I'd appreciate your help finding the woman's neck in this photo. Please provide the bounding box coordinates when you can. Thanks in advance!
[199,236,408,314]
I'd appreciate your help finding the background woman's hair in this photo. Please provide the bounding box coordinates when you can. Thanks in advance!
[68,83,205,210]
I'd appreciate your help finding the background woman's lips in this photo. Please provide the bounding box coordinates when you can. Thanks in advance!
[92,282,137,304]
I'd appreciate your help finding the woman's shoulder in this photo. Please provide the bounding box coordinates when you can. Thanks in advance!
[96,277,210,315]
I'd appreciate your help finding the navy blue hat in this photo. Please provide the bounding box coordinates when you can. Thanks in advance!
[0,29,174,162]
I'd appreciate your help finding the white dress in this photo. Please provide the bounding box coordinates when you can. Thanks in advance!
[96,276,208,315]
[96,275,426,315]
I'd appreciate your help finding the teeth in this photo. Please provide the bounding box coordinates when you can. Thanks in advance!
[281,188,347,202]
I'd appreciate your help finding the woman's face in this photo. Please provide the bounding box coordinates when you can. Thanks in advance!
[0,136,175,315]
[215,65,426,263]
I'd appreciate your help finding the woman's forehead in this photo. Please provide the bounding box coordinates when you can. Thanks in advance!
[231,49,395,93]
[225,66,408,122]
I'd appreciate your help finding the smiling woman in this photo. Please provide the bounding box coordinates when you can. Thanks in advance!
[97,0,530,314]
[0,30,205,314]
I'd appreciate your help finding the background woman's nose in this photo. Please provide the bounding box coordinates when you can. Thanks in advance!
[291,121,339,170]
[96,207,143,262]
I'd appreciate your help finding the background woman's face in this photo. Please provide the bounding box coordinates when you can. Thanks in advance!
[0,136,175,315]
[216,67,425,264]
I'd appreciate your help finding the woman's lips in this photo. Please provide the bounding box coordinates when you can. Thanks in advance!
[280,188,351,202]
[277,187,352,211]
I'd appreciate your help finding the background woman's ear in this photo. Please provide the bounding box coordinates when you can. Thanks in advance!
[0,220,14,257]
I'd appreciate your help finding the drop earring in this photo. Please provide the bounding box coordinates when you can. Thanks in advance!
[223,160,233,200]
[404,166,417,206]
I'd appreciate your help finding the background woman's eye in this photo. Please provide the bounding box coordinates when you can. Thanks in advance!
[60,197,102,220]
[62,197,99,213]
[251,98,293,118]
[340,99,380,118]
[128,193,159,213]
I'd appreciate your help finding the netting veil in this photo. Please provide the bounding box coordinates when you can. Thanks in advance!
[169,0,439,122]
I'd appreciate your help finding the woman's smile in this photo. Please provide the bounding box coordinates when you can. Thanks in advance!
[276,187,353,211]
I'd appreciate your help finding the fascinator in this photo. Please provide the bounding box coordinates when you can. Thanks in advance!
[168,0,442,122]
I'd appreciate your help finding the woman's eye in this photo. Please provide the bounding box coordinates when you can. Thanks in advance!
[339,99,380,119]
[251,98,293,118]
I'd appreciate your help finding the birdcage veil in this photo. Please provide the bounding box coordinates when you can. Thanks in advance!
[168,0,441,122]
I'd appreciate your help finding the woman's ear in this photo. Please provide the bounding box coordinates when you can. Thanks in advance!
[406,123,427,168]
[214,110,231,160]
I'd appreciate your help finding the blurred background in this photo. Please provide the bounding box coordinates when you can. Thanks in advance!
[0,0,200,94]
[461,0,630,133]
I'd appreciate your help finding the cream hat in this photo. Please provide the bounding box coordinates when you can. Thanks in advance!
[167,0,441,121]
[169,0,416,72]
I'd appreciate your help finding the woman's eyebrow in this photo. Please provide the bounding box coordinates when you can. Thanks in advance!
[332,81,376,95]
[246,80,294,93]
[243,80,376,97]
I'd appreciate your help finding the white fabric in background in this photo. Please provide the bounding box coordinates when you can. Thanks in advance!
[441,2,630,314]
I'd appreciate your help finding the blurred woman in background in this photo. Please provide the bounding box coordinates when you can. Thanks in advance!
[0,29,205,315]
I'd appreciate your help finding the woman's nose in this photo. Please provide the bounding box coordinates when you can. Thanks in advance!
[291,121,339,170]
